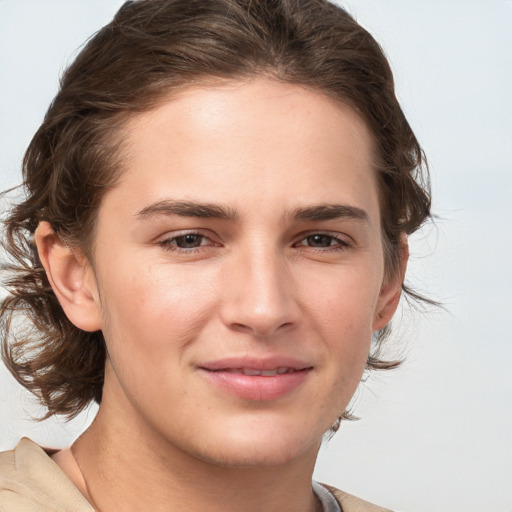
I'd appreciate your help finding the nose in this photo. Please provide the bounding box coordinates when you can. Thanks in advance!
[219,247,300,337]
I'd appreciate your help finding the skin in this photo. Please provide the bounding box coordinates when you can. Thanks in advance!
[37,79,405,512]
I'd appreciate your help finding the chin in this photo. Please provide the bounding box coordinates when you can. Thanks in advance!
[182,417,325,469]
[193,441,314,469]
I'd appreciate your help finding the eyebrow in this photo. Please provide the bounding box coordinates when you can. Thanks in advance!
[136,200,238,221]
[136,200,369,224]
[290,204,370,223]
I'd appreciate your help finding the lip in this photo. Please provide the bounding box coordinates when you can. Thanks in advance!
[198,356,313,401]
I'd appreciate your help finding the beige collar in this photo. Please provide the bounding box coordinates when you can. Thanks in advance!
[0,438,94,511]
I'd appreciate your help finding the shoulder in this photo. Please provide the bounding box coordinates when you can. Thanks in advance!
[322,483,394,512]
[0,438,93,512]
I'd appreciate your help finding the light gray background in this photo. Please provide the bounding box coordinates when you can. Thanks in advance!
[1,1,511,511]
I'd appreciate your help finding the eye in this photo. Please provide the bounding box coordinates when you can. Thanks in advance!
[159,233,213,251]
[295,233,350,250]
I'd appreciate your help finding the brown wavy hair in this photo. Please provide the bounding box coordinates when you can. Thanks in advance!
[1,0,431,420]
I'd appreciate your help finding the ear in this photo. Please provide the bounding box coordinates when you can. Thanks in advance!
[372,236,409,331]
[34,221,102,332]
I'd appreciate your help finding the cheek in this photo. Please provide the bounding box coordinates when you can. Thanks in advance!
[297,264,381,392]
[300,264,382,335]
[97,260,218,370]
[96,263,220,418]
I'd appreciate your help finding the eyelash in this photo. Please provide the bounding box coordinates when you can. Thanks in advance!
[158,232,215,252]
[293,233,351,252]
[158,231,351,253]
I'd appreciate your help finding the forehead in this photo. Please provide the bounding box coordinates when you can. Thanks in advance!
[107,78,380,223]
[123,79,375,159]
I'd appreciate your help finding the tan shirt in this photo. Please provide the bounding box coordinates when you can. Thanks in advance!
[0,438,392,512]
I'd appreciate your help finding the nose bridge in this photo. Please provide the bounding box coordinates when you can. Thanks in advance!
[221,239,297,336]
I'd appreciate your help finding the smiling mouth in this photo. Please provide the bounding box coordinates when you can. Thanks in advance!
[214,367,304,376]
[199,365,312,401]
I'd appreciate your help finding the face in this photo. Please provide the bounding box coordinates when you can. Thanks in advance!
[82,79,401,468]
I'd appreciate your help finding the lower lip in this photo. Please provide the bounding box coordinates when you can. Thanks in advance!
[199,369,311,401]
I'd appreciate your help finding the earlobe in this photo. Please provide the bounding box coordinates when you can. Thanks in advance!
[372,237,409,331]
[34,222,102,332]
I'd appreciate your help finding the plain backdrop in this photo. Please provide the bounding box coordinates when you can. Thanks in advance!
[0,1,511,511]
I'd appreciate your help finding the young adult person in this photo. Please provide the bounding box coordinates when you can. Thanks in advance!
[0,1,431,511]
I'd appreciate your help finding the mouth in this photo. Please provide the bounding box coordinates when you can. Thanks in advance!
[214,367,304,376]
[198,358,313,401]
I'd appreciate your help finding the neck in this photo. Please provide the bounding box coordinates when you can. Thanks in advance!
[70,385,321,512]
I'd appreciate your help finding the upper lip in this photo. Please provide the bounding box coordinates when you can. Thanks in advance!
[199,356,312,372]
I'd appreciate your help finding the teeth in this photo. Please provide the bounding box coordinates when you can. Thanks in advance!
[242,368,262,376]
[239,367,294,376]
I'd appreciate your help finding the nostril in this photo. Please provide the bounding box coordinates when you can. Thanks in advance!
[231,322,252,333]
[229,320,295,337]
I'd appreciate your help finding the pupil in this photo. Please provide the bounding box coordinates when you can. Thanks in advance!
[308,235,332,247]
[177,235,201,248]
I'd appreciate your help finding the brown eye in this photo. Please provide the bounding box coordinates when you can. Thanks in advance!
[172,234,206,248]
[295,233,350,251]
[159,233,211,251]
[305,234,337,248]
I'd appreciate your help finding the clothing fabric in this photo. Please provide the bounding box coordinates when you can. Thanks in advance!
[313,481,342,512]
[0,438,93,512]
[0,438,392,512]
